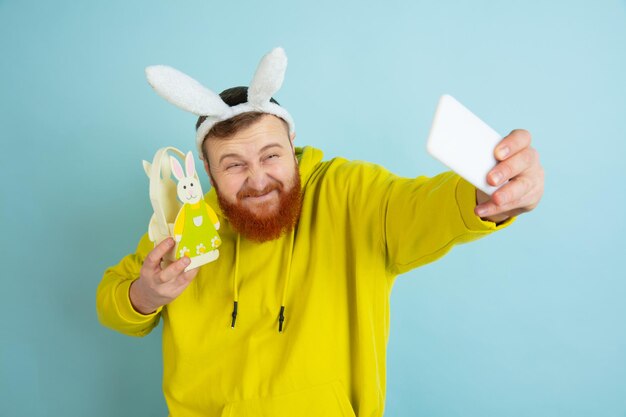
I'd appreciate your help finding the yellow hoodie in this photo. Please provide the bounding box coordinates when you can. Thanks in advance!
[97,146,511,417]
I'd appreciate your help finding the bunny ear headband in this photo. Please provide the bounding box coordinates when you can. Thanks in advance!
[145,47,295,158]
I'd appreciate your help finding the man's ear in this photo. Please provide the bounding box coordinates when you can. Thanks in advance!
[289,131,296,143]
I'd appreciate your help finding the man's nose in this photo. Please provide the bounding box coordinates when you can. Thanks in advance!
[246,166,269,191]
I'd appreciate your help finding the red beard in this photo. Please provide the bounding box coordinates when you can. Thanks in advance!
[215,167,302,242]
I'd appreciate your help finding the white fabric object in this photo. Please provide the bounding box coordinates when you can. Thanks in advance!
[145,47,295,157]
[248,47,287,107]
[145,65,230,116]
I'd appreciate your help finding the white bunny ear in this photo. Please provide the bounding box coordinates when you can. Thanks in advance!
[146,65,230,116]
[184,151,196,177]
[248,47,287,107]
[170,155,185,181]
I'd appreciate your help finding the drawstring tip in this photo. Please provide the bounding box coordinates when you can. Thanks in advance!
[278,305,286,332]
[231,301,238,328]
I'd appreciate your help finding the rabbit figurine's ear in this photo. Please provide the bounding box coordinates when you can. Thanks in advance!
[170,156,185,181]
[248,47,287,107]
[184,151,196,177]
[146,65,231,116]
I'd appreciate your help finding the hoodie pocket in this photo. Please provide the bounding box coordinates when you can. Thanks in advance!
[220,380,356,417]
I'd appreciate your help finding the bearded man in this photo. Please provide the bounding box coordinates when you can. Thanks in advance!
[97,49,544,417]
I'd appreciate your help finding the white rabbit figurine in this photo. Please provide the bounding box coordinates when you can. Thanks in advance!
[170,151,221,270]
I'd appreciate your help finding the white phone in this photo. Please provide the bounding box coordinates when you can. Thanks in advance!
[426,94,503,195]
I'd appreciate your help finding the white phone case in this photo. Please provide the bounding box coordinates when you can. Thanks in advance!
[426,94,503,195]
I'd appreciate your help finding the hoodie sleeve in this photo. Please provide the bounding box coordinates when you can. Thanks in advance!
[96,233,163,337]
[382,171,513,275]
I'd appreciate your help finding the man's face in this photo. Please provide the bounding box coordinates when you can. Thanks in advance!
[203,114,301,241]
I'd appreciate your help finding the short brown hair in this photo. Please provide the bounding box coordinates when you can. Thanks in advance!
[197,86,286,161]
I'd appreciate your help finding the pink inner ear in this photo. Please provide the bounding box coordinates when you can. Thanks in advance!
[185,151,196,177]
[170,156,185,180]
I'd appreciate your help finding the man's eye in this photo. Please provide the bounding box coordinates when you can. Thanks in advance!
[265,154,279,160]
[227,163,243,170]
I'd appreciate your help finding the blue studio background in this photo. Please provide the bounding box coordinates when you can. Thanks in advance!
[1,1,625,416]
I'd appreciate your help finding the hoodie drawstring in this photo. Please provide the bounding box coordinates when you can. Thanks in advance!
[231,234,241,328]
[229,229,295,333]
[278,229,295,332]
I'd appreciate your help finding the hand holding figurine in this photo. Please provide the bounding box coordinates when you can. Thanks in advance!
[129,238,199,314]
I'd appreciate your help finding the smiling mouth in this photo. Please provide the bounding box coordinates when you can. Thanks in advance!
[186,193,197,201]
[244,190,277,202]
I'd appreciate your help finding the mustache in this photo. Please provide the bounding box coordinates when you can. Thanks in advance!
[217,169,302,243]
[237,182,282,199]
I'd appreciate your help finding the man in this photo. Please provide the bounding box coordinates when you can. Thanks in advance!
[97,48,544,416]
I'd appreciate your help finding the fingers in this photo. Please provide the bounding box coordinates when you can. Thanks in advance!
[474,200,511,223]
[477,175,541,218]
[476,128,543,221]
[494,129,532,161]
[477,128,544,221]
[144,238,175,269]
[159,256,191,284]
[175,267,200,287]
[490,176,533,209]
[162,259,199,299]
[136,242,201,312]
[487,147,539,186]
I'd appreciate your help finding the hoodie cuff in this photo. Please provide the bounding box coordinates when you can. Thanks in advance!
[115,279,162,323]
[455,178,515,231]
